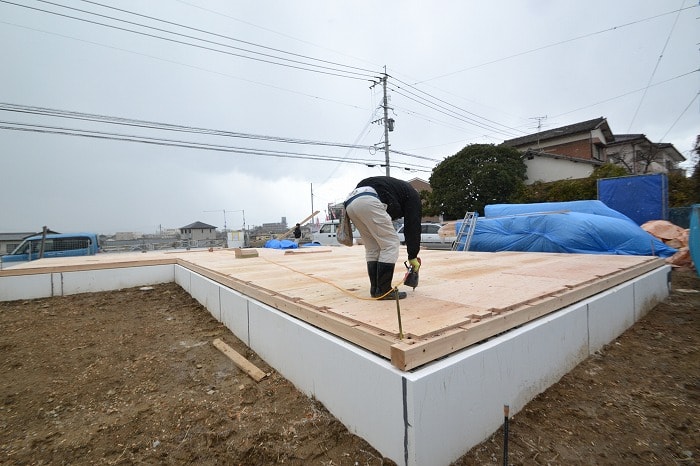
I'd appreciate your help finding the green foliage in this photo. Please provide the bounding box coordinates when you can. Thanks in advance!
[424,144,526,218]
[692,135,700,202]
[667,172,696,207]
[515,164,627,204]
[590,163,628,180]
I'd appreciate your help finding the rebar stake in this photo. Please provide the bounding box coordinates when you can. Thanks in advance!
[503,404,510,466]
[394,287,404,340]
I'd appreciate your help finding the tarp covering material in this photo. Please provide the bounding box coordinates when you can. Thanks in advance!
[485,200,633,222]
[457,200,677,257]
[598,173,669,225]
[690,205,700,276]
[263,239,298,249]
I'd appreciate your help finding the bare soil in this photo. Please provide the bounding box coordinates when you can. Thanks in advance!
[1,269,698,465]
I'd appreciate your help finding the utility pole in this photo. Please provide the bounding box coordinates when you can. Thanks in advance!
[310,183,315,226]
[371,69,394,177]
[382,73,391,176]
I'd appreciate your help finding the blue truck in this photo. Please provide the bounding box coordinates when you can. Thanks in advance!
[1,232,100,263]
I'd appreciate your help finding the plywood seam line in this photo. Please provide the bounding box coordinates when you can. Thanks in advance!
[259,256,405,301]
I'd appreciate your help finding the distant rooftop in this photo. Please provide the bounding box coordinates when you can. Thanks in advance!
[180,221,217,230]
[503,117,612,147]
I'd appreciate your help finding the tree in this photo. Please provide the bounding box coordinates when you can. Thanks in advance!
[425,144,526,218]
[692,135,700,202]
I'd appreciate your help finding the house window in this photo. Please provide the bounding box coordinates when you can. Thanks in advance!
[593,144,604,161]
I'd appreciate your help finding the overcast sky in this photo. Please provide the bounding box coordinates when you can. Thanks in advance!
[1,0,698,234]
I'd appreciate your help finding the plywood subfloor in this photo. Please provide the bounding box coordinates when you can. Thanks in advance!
[0,247,664,370]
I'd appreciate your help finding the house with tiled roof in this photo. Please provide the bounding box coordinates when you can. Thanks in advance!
[503,117,685,184]
[503,117,612,184]
[605,134,685,175]
[179,221,218,242]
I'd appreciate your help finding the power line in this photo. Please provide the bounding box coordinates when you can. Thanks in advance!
[0,102,377,150]
[0,0,566,149]
[416,4,697,83]
[173,0,382,71]
[1,0,378,81]
[389,76,524,137]
[627,0,685,131]
[76,0,378,75]
[0,120,434,171]
[659,91,699,143]
[388,86,520,138]
[0,19,369,113]
[551,68,699,119]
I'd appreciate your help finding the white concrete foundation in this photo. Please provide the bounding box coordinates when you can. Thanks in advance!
[0,263,671,466]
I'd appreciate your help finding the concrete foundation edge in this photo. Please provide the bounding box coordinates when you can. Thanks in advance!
[0,263,671,466]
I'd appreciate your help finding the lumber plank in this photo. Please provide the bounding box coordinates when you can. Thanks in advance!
[212,338,267,382]
[177,259,395,357]
[0,257,177,276]
[390,257,665,370]
[1,247,665,371]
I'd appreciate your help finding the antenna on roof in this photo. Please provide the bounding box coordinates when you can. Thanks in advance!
[529,116,547,149]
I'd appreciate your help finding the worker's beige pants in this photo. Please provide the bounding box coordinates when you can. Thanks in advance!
[346,195,399,263]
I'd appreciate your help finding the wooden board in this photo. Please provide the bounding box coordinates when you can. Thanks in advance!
[212,338,267,382]
[0,247,665,371]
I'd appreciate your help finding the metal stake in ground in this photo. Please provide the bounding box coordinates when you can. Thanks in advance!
[503,404,510,466]
[394,287,404,340]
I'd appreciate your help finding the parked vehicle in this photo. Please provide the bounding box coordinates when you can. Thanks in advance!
[311,220,361,246]
[397,223,457,245]
[1,232,100,263]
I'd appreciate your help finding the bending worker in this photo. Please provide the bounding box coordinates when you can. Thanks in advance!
[343,176,422,300]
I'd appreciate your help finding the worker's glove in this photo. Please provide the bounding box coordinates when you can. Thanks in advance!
[408,257,421,273]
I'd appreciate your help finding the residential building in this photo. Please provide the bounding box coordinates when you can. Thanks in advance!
[502,117,685,184]
[605,134,685,176]
[503,117,611,184]
[0,232,36,255]
[0,230,61,255]
[407,177,441,223]
[259,217,288,235]
[179,221,218,242]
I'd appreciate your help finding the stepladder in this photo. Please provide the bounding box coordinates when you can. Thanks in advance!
[451,211,478,251]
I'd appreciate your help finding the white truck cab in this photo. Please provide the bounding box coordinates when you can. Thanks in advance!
[311,220,361,246]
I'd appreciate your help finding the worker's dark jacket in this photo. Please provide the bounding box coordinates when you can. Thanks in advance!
[355,176,422,260]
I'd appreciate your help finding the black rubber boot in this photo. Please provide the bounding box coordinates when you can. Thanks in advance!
[376,262,407,300]
[367,261,379,297]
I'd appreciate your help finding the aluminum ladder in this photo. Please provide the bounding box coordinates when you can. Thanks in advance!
[451,211,478,251]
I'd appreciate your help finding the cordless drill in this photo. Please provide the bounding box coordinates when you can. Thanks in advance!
[403,258,421,289]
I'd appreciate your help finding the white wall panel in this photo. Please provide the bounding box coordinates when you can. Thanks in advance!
[407,302,589,466]
[247,301,407,463]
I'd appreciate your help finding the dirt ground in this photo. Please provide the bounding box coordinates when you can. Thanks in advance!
[1,268,698,466]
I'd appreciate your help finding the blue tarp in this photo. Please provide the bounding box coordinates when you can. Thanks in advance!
[598,173,669,225]
[690,204,700,277]
[457,200,677,258]
[263,239,298,249]
[485,200,633,222]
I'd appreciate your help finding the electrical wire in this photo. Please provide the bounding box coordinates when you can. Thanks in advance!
[1,0,378,81]
[551,69,699,119]
[388,86,520,138]
[1,0,539,144]
[0,102,375,150]
[0,120,434,172]
[389,75,524,136]
[76,0,377,75]
[0,19,370,113]
[627,0,685,131]
[416,4,697,83]
[0,102,433,163]
[659,91,699,143]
